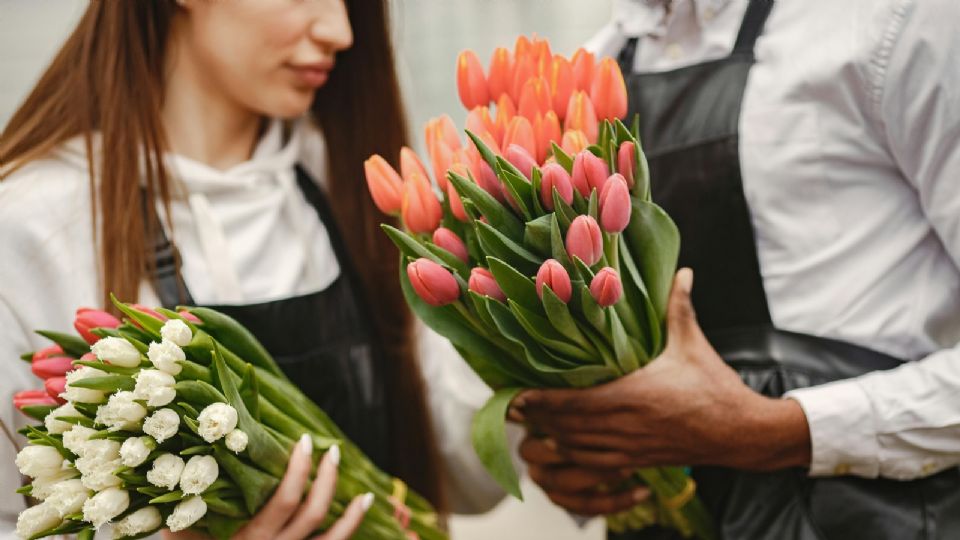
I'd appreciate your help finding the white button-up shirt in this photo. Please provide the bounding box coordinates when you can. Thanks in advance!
[588,0,960,480]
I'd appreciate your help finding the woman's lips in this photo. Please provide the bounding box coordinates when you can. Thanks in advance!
[289,64,332,87]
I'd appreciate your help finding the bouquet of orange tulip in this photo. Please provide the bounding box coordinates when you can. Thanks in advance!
[365,36,714,539]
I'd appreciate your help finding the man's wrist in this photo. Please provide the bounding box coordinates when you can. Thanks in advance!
[733,394,812,471]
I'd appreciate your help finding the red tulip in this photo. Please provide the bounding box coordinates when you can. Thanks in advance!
[561,130,590,155]
[566,215,604,266]
[599,174,633,233]
[457,50,490,110]
[502,116,537,162]
[590,57,628,121]
[433,228,469,263]
[44,377,67,403]
[617,141,637,189]
[74,308,121,345]
[518,77,552,122]
[572,150,611,197]
[407,258,461,307]
[540,163,574,210]
[364,155,404,215]
[487,47,514,102]
[468,267,507,302]
[535,259,572,303]
[590,267,623,307]
[32,345,64,362]
[402,173,443,234]
[550,55,575,120]
[13,389,57,410]
[400,147,430,183]
[534,111,563,164]
[130,304,167,331]
[565,91,599,143]
[32,356,75,379]
[505,144,537,180]
[178,310,202,324]
[571,48,596,92]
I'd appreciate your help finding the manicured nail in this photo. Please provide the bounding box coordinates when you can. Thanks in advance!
[361,492,375,511]
[633,487,650,502]
[327,444,340,467]
[299,433,312,455]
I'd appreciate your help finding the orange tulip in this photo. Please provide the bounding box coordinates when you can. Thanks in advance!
[487,47,514,102]
[400,147,430,183]
[428,139,456,191]
[565,91,599,143]
[561,130,590,155]
[425,115,462,156]
[571,48,595,92]
[514,35,533,64]
[535,111,562,164]
[531,37,553,77]
[502,116,537,161]
[518,77,552,122]
[510,54,536,106]
[550,55,575,120]
[402,172,443,234]
[446,162,470,222]
[364,154,404,215]
[590,57,628,120]
[457,50,489,110]
[466,106,497,142]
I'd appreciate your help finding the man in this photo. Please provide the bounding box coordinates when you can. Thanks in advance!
[513,0,960,538]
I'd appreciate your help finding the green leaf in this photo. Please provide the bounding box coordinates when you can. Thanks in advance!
[149,490,185,504]
[203,494,248,519]
[550,142,574,172]
[110,294,164,339]
[529,167,546,217]
[175,380,227,408]
[507,301,596,363]
[448,171,524,241]
[588,189,599,221]
[20,352,33,363]
[116,330,150,354]
[486,257,541,314]
[425,243,470,280]
[549,214,572,268]
[622,199,680,327]
[578,283,606,333]
[618,236,660,354]
[239,364,261,422]
[74,360,140,376]
[472,388,524,500]
[382,224,442,263]
[34,330,89,358]
[465,129,499,170]
[206,512,249,540]
[613,119,650,200]
[214,445,280,515]
[181,445,214,456]
[68,375,134,392]
[495,158,534,221]
[19,405,56,422]
[608,309,639,374]
[475,222,542,277]
[524,214,554,258]
[484,300,575,380]
[541,287,596,354]
[155,307,201,333]
[553,192,577,230]
[189,307,285,380]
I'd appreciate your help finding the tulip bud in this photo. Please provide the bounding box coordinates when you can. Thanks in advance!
[428,139,455,191]
[496,94,517,132]
[572,150,611,197]
[510,54,536,105]
[617,141,638,189]
[13,389,53,410]
[505,144,538,180]
[571,48,596,91]
[514,35,533,63]
[32,345,64,362]
[45,402,81,434]
[44,377,67,403]
[565,91,599,143]
[16,503,61,540]
[590,267,623,307]
[143,408,180,444]
[132,304,166,322]
[62,366,107,404]
[433,228,469,263]
[566,215,604,266]
[82,487,130,529]
[167,496,207,533]
[148,454,185,490]
[488,47,514,102]
[600,174,633,233]
[590,58,629,120]
[518,77,551,122]
[114,506,162,539]
[437,114,462,151]
[466,107,498,142]
[531,37,553,77]
[407,258,461,307]
[502,116,537,162]
[446,173,469,222]
[161,319,193,347]
[476,159,505,202]
[225,429,249,453]
[402,172,443,234]
[197,402,239,443]
[364,155,404,215]
[180,455,219,496]
[400,147,430,183]
[95,390,147,432]
[148,339,185,375]
[561,130,590,155]
[457,50,489,110]
[74,308,121,345]
[536,259,573,303]
[468,267,507,302]
[539,163,575,210]
[178,310,202,324]
[91,336,141,368]
[550,55,575,120]
[32,356,75,379]
[534,111,562,164]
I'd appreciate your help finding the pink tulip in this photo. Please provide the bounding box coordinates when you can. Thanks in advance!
[561,130,590,155]
[407,258,461,307]
[566,215,604,266]
[505,144,537,180]
[502,116,537,162]
[571,48,596,92]
[74,308,121,345]
[178,310,202,324]
[457,50,490,110]
[402,173,443,234]
[79,352,96,362]
[13,389,58,410]
[565,91,599,143]
[44,377,67,403]
[400,147,430,183]
[534,111,562,164]
[32,345,64,362]
[468,268,507,302]
[599,174,632,233]
[572,150,611,197]
[476,159,505,202]
[518,77,552,122]
[446,167,469,223]
[428,139,456,191]
[487,47,514,102]
[364,155,404,215]
[424,115,462,155]
[433,228,469,263]
[590,57,628,120]
[550,55,575,120]
[590,267,623,307]
[535,259,573,303]
[32,356,75,380]
[617,141,637,189]
[540,163,574,210]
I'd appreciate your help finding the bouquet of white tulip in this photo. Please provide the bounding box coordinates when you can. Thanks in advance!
[11,298,444,540]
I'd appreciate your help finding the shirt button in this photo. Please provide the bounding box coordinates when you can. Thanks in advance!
[922,461,938,475]
[834,463,851,475]
[665,43,684,60]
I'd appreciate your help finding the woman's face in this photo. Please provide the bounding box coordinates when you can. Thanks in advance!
[172,0,353,118]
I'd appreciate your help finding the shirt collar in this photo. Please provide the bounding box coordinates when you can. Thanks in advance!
[614,0,734,37]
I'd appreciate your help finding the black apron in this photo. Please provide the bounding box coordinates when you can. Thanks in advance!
[150,165,390,470]
[612,1,960,539]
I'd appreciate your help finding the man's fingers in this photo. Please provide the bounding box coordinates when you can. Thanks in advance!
[545,485,651,516]
[528,464,633,494]
[665,268,702,345]
[315,492,373,540]
[250,434,314,533]
[517,378,629,415]
[277,445,341,540]
[519,436,566,466]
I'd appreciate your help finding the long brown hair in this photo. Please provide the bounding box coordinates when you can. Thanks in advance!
[0,0,445,509]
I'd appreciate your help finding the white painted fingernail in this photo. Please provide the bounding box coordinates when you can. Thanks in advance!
[299,433,312,455]
[327,444,340,467]
[361,492,374,511]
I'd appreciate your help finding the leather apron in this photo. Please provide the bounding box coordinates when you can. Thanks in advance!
[611,1,960,538]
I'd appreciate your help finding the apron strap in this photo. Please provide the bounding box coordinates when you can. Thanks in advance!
[732,0,775,55]
[145,190,196,309]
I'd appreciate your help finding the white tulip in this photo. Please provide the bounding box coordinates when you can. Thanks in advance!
[161,319,193,347]
[15,445,65,479]
[47,478,91,517]
[76,439,121,461]
[225,429,249,453]
[112,506,162,538]
[45,402,82,435]
[78,459,123,491]
[166,496,207,532]
[143,408,180,443]
[180,455,219,495]
[62,366,108,403]
[82,487,129,528]
[91,337,142,368]
[147,453,185,490]
[95,391,147,432]
[62,425,97,456]
[133,369,177,407]
[16,502,62,539]
[197,403,238,443]
[147,339,184,375]
[119,436,156,468]
[30,467,79,500]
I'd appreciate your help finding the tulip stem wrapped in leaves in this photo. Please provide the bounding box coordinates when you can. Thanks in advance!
[365,36,715,539]
[12,301,445,540]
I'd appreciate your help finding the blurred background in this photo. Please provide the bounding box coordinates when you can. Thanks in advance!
[0,1,612,538]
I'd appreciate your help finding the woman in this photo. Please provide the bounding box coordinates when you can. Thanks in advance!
[0,0,501,537]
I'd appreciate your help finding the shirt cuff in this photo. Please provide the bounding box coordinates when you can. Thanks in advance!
[784,379,881,478]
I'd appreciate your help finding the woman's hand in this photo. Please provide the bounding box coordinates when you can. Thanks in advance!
[164,435,371,540]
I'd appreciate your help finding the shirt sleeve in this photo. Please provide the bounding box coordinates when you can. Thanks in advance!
[785,0,960,480]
